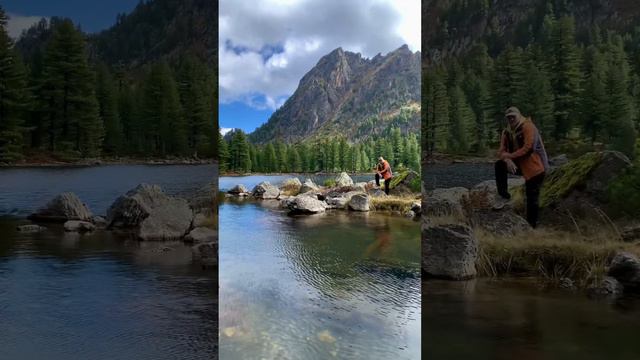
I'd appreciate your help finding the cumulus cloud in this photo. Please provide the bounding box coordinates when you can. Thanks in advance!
[219,0,420,110]
[7,13,45,39]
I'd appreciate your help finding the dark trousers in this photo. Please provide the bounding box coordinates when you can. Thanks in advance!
[495,160,545,228]
[375,174,391,195]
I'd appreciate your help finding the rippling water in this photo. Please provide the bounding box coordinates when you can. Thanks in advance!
[0,165,217,359]
[219,175,421,360]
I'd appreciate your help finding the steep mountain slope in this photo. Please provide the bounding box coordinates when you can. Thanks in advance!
[250,45,421,144]
[422,0,640,66]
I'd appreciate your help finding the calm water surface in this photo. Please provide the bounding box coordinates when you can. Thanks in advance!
[424,279,640,359]
[0,165,217,359]
[219,176,421,359]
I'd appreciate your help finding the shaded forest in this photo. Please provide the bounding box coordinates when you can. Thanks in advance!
[0,3,217,163]
[422,0,639,159]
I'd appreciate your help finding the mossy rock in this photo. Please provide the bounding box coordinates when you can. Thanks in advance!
[389,169,420,193]
[540,152,605,208]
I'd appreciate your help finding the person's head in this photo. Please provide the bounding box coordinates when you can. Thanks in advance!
[505,106,524,129]
[378,156,384,163]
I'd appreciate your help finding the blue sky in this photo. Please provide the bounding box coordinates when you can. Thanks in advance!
[3,0,139,37]
[219,0,421,135]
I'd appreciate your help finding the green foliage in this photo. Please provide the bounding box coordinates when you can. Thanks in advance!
[323,179,337,187]
[608,143,640,217]
[540,152,603,207]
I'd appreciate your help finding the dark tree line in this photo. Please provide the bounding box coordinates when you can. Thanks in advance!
[0,9,216,162]
[423,6,639,159]
[220,127,420,174]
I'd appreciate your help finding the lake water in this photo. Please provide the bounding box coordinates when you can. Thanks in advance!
[0,164,217,216]
[0,165,217,360]
[219,175,421,359]
[423,279,640,359]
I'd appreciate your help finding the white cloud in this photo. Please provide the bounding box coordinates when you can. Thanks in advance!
[7,13,45,39]
[219,0,420,111]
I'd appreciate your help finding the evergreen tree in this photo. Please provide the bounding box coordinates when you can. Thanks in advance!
[95,63,123,155]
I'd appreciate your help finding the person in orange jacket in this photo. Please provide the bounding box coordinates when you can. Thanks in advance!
[495,107,549,228]
[375,156,393,195]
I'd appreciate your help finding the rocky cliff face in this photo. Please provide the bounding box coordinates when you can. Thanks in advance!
[422,0,640,66]
[250,45,421,144]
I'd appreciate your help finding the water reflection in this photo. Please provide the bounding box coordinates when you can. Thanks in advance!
[423,279,640,359]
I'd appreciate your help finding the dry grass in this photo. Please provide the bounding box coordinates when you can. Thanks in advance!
[475,227,640,287]
[370,195,419,213]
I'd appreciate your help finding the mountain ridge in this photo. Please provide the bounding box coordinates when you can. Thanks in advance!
[249,44,421,144]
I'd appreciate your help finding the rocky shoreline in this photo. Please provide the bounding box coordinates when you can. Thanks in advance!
[0,158,216,168]
[422,151,640,300]
[225,171,422,218]
[16,183,218,269]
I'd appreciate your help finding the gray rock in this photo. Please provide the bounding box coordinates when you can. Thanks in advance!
[422,224,478,280]
[107,184,192,241]
[334,172,354,187]
[228,184,248,194]
[280,178,303,195]
[91,216,107,228]
[16,224,46,233]
[608,252,640,292]
[549,154,569,168]
[368,188,388,198]
[348,194,370,212]
[621,225,640,243]
[468,208,530,236]
[587,276,624,298]
[192,242,217,268]
[472,179,525,193]
[192,212,213,228]
[252,181,280,199]
[288,194,327,214]
[354,182,368,192]
[29,192,93,222]
[559,277,575,289]
[63,220,96,232]
[189,182,217,211]
[325,191,362,209]
[405,210,416,218]
[300,179,320,193]
[425,187,468,217]
[185,227,217,243]
[411,201,422,215]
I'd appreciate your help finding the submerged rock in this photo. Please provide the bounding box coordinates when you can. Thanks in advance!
[587,276,624,299]
[192,242,217,268]
[28,192,93,222]
[422,224,478,280]
[107,184,192,241]
[16,224,46,233]
[334,172,354,187]
[63,220,96,232]
[348,193,370,212]
[288,194,327,214]
[252,181,280,199]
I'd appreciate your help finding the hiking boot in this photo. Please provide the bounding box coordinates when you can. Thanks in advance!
[492,195,511,210]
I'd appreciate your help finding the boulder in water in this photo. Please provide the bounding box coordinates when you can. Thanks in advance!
[63,220,96,232]
[280,178,302,195]
[252,182,280,199]
[228,184,248,195]
[185,227,217,243]
[608,252,640,292]
[334,172,354,187]
[348,193,370,211]
[422,224,478,280]
[107,184,193,241]
[28,192,93,222]
[299,179,320,194]
[288,194,327,214]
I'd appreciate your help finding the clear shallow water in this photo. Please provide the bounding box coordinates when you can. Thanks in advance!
[0,164,217,216]
[219,173,375,192]
[0,165,217,359]
[424,279,640,359]
[219,175,421,359]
